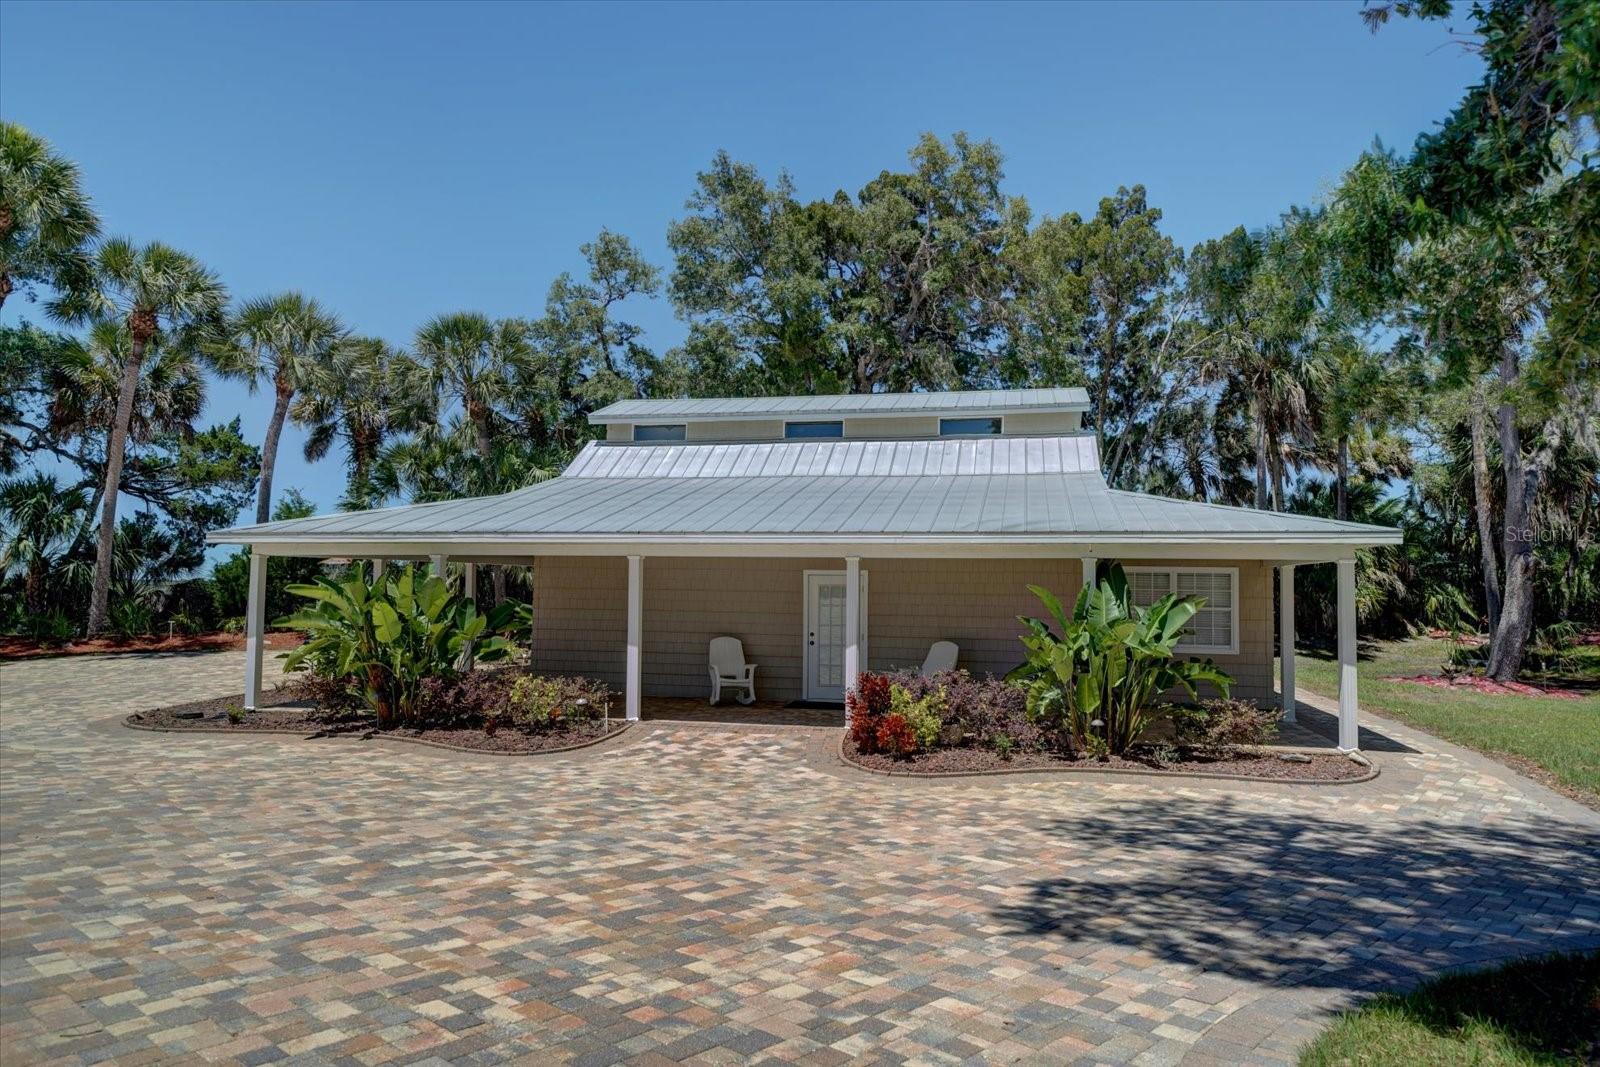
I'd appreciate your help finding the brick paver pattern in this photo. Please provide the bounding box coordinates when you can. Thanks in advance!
[2,651,1597,1066]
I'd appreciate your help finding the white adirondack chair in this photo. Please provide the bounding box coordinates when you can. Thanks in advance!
[919,640,959,676]
[708,636,758,705]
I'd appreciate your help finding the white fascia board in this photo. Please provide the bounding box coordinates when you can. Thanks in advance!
[589,402,1092,425]
[212,532,1397,563]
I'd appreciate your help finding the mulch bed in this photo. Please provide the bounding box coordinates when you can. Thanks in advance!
[843,738,1372,782]
[1385,674,1589,700]
[127,685,628,754]
[3,631,302,660]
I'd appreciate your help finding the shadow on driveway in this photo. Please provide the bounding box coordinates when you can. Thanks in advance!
[994,798,1600,993]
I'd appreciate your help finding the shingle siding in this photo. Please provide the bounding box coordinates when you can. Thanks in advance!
[530,555,1275,705]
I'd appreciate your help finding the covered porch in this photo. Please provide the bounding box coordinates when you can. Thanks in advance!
[230,540,1368,752]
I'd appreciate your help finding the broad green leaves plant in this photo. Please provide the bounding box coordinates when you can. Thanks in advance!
[279,563,519,728]
[1008,563,1233,756]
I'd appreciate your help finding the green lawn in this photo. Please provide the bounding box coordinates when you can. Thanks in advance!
[1299,951,1600,1066]
[1291,636,1600,805]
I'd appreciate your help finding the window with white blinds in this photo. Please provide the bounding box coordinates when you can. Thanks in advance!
[1125,567,1238,654]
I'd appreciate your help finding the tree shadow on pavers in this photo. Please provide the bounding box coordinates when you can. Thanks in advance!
[1292,704,1416,753]
[994,799,1600,994]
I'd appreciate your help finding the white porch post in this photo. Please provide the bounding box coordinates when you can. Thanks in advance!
[625,555,643,721]
[844,556,861,705]
[1081,556,1097,594]
[1336,557,1359,751]
[370,558,385,584]
[243,550,268,711]
[1279,564,1297,723]
[430,552,447,584]
[463,562,478,601]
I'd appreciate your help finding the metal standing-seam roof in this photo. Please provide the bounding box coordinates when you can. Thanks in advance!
[211,435,1402,548]
[587,387,1091,424]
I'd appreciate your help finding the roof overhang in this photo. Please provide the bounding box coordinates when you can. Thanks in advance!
[209,531,1395,565]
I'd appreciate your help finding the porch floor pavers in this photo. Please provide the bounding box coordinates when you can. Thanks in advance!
[2,651,1597,1066]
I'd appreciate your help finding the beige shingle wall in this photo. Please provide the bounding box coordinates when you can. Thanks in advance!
[530,555,1275,703]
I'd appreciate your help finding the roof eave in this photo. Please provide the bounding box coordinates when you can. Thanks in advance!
[587,402,1092,425]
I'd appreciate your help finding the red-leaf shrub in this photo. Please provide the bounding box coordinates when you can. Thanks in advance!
[846,672,893,753]
[875,712,918,758]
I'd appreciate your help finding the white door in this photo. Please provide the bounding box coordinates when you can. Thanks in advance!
[803,570,866,703]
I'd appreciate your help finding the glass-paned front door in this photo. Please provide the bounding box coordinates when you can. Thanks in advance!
[804,570,866,702]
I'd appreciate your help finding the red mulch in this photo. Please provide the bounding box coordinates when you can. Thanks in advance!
[1385,674,1588,700]
[1,631,303,660]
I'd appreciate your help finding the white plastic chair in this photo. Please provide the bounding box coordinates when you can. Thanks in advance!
[708,636,758,705]
[919,640,959,676]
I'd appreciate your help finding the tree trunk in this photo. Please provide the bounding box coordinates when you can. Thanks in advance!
[469,412,505,605]
[1468,394,1502,635]
[1271,438,1285,513]
[25,561,45,616]
[1333,433,1350,519]
[1253,412,1270,510]
[0,271,12,310]
[256,380,294,525]
[1486,348,1558,682]
[86,337,146,634]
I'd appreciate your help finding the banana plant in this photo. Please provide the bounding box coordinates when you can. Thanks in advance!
[1009,563,1232,755]
[279,563,518,728]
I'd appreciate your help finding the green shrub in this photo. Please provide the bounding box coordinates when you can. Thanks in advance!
[160,578,220,633]
[888,682,945,751]
[1009,563,1232,756]
[24,609,75,646]
[280,564,519,729]
[109,600,153,640]
[1169,699,1278,755]
[506,674,609,731]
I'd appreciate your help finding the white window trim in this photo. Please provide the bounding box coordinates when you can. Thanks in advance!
[1124,566,1239,656]
[782,419,845,439]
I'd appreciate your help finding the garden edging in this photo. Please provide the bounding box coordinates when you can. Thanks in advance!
[123,714,634,756]
[835,734,1380,785]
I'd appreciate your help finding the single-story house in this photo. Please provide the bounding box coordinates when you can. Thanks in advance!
[210,387,1401,750]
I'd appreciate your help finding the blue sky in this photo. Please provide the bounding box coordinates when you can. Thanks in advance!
[2,0,1480,526]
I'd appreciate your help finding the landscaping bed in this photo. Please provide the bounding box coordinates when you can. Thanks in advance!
[843,659,1373,783]
[842,736,1372,781]
[127,669,628,755]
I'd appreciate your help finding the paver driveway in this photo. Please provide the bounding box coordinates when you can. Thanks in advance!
[2,652,1598,1066]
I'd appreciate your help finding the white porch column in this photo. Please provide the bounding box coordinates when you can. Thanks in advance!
[1336,557,1359,751]
[463,562,478,601]
[430,553,447,584]
[625,555,643,721]
[1279,564,1297,723]
[370,558,385,584]
[1081,556,1097,594]
[844,556,861,703]
[243,551,268,711]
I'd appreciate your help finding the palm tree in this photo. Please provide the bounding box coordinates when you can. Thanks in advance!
[413,313,531,461]
[214,293,346,524]
[46,320,208,555]
[294,336,421,504]
[410,313,535,603]
[0,473,91,616]
[49,238,227,634]
[1313,341,1415,520]
[0,122,100,310]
